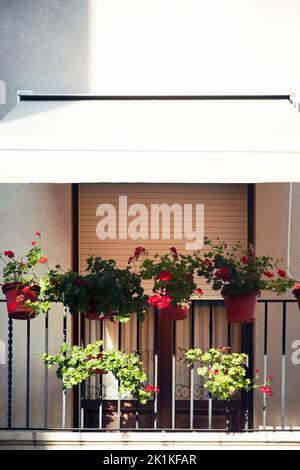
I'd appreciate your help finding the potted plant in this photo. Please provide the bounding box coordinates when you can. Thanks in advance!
[196,238,294,323]
[186,346,273,400]
[129,246,202,320]
[41,340,159,404]
[292,283,300,310]
[44,256,147,322]
[0,232,50,320]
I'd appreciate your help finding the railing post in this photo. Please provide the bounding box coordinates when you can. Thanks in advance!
[189,302,195,430]
[7,317,13,429]
[62,306,67,429]
[25,319,31,428]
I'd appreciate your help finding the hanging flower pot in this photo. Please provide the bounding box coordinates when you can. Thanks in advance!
[292,284,300,310]
[158,304,189,321]
[223,292,257,323]
[84,301,113,321]
[2,283,40,320]
[86,353,108,375]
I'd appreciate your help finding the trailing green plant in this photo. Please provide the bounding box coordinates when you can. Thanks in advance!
[196,237,294,297]
[41,341,159,404]
[42,256,147,322]
[129,246,202,309]
[186,347,273,400]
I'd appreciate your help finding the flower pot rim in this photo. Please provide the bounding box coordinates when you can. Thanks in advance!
[2,282,40,294]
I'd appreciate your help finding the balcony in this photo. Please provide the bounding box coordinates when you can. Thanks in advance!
[1,297,300,441]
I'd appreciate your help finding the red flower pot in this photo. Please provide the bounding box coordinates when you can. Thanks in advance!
[292,286,300,311]
[84,301,113,320]
[158,304,189,321]
[86,353,108,375]
[223,292,257,323]
[2,283,40,320]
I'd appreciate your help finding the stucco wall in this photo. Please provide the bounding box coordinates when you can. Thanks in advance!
[254,183,300,428]
[0,0,84,427]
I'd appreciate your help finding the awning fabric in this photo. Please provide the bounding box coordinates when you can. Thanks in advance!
[1,97,300,183]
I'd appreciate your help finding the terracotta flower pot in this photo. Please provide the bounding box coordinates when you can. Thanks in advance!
[84,301,113,320]
[223,292,257,323]
[2,283,40,320]
[87,353,108,375]
[158,304,189,321]
[292,286,300,311]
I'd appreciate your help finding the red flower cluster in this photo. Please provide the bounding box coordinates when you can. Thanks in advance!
[194,288,203,297]
[4,250,15,258]
[240,256,248,264]
[277,269,286,278]
[157,270,173,282]
[170,247,178,258]
[215,267,231,281]
[35,231,41,237]
[213,369,219,376]
[203,258,214,269]
[148,291,172,309]
[75,277,86,287]
[263,271,274,278]
[259,385,273,397]
[31,241,36,246]
[38,257,48,264]
[128,246,146,263]
[145,385,160,393]
[219,346,230,353]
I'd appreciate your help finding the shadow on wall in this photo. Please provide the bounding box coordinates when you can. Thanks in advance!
[0,0,90,120]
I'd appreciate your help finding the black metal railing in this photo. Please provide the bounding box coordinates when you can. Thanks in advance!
[0,298,299,431]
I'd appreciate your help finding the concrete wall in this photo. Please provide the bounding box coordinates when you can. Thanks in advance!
[254,184,300,428]
[0,0,87,427]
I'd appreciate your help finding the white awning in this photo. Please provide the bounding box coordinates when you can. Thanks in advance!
[1,96,300,183]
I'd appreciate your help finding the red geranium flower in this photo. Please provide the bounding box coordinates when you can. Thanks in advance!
[157,294,172,309]
[145,385,160,393]
[240,256,248,264]
[148,293,161,307]
[219,346,230,353]
[263,271,274,278]
[213,369,219,375]
[255,368,260,374]
[31,241,36,246]
[133,246,146,260]
[157,270,173,282]
[215,267,231,281]
[4,250,15,258]
[38,257,48,264]
[194,288,203,297]
[259,385,273,397]
[75,277,86,287]
[170,247,178,257]
[277,269,286,278]
[35,231,41,237]
[267,375,273,382]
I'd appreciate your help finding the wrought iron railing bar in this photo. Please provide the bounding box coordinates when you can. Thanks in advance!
[98,320,104,429]
[153,308,158,429]
[226,320,231,430]
[62,306,67,429]
[135,316,140,429]
[25,319,31,429]
[7,317,13,429]
[172,320,176,429]
[208,301,213,430]
[281,301,287,430]
[263,302,268,429]
[189,302,195,430]
[43,312,49,429]
[117,321,122,429]
[80,311,85,429]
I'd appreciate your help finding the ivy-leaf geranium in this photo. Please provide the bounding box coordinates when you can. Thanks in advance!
[186,347,273,400]
[41,340,159,404]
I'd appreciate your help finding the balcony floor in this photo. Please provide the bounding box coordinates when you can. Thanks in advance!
[1,430,300,450]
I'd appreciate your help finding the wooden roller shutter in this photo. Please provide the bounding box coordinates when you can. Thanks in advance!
[79,183,247,298]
